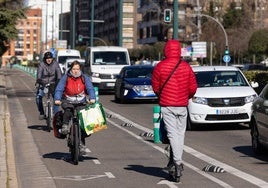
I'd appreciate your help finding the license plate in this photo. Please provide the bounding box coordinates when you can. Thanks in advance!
[216,109,239,114]
[106,83,115,87]
[141,90,154,96]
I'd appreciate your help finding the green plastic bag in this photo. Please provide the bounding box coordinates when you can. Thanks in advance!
[78,103,107,135]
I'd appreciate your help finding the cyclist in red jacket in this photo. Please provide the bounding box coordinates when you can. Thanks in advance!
[54,60,96,154]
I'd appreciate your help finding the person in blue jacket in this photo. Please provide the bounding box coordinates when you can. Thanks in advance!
[54,60,96,154]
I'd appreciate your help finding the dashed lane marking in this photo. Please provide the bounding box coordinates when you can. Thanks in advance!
[46,172,115,181]
[104,107,268,188]
[93,159,101,164]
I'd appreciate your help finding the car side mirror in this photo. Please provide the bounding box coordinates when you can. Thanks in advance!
[251,81,259,88]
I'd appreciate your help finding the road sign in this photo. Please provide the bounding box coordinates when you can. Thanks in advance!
[192,42,207,58]
[223,55,231,63]
[56,40,67,49]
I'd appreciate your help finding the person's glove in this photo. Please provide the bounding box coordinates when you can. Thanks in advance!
[36,79,43,84]
[87,99,96,104]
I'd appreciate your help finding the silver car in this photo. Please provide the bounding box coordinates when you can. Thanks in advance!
[250,83,268,154]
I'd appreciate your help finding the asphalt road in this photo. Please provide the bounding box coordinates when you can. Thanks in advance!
[4,67,268,188]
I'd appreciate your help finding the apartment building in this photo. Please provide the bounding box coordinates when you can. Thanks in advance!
[77,0,139,49]
[2,8,42,66]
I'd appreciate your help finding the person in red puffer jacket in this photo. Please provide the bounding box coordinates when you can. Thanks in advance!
[152,39,197,182]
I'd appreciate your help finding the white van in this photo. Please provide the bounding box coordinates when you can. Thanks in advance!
[64,58,86,74]
[56,49,81,74]
[84,46,131,91]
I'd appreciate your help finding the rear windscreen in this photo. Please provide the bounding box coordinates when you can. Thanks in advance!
[93,52,128,65]
[58,56,80,64]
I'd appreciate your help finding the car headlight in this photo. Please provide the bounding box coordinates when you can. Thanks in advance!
[92,72,100,78]
[244,94,258,103]
[133,85,152,93]
[192,96,208,105]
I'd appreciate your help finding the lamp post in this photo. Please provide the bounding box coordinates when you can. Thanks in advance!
[173,0,178,39]
[71,0,76,48]
[45,0,48,50]
[90,0,94,47]
[79,19,105,46]
[59,0,63,40]
[118,0,122,46]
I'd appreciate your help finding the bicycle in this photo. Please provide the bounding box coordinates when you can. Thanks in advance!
[62,101,87,165]
[43,83,54,132]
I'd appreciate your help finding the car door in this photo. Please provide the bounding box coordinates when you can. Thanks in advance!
[256,84,268,142]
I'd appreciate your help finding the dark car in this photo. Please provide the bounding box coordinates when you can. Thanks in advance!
[114,65,157,103]
[250,83,268,154]
[242,64,267,71]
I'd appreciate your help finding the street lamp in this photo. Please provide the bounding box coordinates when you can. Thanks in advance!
[79,19,105,46]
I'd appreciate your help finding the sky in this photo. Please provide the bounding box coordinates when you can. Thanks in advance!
[26,0,70,43]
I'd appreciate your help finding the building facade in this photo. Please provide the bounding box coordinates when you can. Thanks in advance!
[77,0,139,49]
[1,8,42,66]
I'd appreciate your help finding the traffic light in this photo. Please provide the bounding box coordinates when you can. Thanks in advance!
[164,9,172,23]
[224,46,229,55]
[78,34,83,42]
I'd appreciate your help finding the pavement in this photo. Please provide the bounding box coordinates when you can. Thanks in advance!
[0,67,18,188]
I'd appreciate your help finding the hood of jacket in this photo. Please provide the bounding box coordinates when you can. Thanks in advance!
[164,40,181,59]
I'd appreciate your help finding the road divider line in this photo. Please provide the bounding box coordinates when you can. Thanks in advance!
[106,117,233,188]
[105,107,268,188]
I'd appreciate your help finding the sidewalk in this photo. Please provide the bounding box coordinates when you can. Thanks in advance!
[0,67,18,188]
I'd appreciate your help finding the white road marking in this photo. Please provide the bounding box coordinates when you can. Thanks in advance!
[93,159,101,164]
[107,118,232,188]
[85,148,91,153]
[105,107,268,188]
[47,172,115,181]
[157,180,180,188]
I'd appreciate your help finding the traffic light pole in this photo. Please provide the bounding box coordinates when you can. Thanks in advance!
[90,0,94,47]
[200,14,229,51]
[71,0,76,49]
[173,0,178,39]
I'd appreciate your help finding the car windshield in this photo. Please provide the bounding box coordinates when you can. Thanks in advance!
[195,70,249,87]
[124,67,153,78]
[58,56,80,64]
[93,52,128,65]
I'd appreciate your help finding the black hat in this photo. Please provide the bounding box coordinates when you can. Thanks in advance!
[43,51,53,60]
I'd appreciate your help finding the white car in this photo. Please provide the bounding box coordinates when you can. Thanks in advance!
[63,58,85,74]
[187,66,258,130]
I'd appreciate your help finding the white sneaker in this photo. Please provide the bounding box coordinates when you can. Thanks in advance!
[79,144,87,155]
[60,124,69,135]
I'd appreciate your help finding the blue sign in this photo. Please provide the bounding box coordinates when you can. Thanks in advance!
[223,55,231,63]
[50,48,57,58]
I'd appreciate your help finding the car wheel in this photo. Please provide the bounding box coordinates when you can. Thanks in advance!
[250,119,263,155]
[114,93,119,103]
[119,88,126,104]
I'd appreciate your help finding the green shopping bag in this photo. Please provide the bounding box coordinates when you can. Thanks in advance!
[78,103,107,135]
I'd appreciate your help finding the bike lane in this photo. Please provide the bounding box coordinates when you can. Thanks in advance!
[3,67,268,188]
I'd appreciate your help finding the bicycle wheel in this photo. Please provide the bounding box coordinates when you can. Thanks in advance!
[70,121,80,165]
[46,102,51,132]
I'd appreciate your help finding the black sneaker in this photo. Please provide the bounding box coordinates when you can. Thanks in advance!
[164,159,175,171]
[174,163,184,182]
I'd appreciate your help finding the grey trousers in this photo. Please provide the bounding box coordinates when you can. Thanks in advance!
[161,106,187,165]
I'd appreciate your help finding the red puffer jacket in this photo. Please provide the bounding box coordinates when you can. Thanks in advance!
[152,40,197,107]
